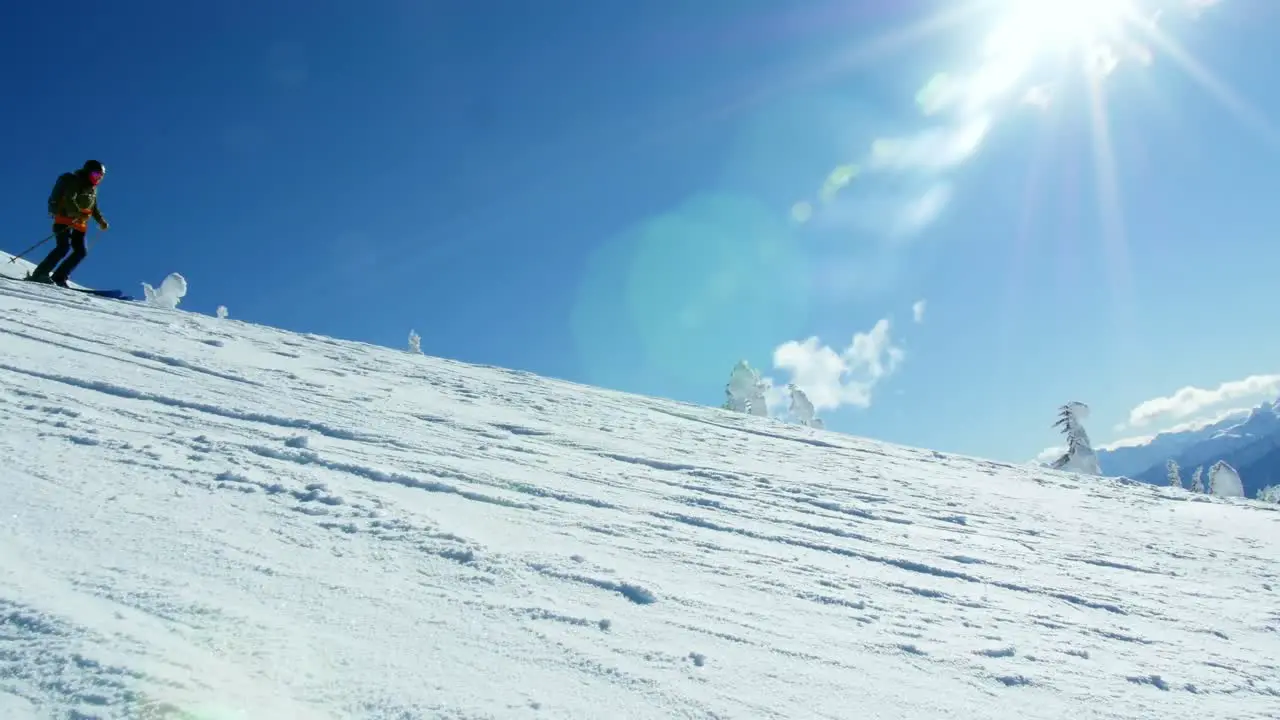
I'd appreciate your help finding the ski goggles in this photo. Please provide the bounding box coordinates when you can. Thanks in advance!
[88,171,103,184]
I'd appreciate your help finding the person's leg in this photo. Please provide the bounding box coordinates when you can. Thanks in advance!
[27,225,72,282]
[50,229,88,286]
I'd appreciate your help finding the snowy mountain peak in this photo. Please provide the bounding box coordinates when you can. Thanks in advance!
[1223,394,1280,427]
[1098,395,1280,497]
[2,258,1278,718]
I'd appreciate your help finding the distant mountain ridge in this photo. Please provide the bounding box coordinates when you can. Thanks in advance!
[1097,398,1280,498]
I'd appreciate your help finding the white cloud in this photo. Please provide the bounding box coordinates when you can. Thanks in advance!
[841,26,1034,237]
[912,299,927,324]
[1022,85,1052,109]
[1086,43,1121,76]
[1104,406,1254,449]
[1032,405,1252,464]
[771,318,904,412]
[760,375,790,414]
[1186,0,1222,18]
[795,0,1226,238]
[892,184,952,238]
[1034,368,1272,463]
[868,117,992,172]
[1034,446,1064,464]
[1125,374,1280,428]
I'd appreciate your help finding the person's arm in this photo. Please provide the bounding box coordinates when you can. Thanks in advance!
[92,203,108,229]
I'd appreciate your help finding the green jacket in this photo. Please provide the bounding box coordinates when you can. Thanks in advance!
[48,171,106,228]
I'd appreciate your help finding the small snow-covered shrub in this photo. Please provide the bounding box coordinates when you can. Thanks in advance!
[1208,460,1244,498]
[142,272,187,309]
[723,360,769,417]
[788,384,822,428]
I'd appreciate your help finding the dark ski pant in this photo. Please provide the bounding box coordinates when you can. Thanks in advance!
[30,224,87,283]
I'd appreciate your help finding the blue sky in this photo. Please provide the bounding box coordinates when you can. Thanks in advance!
[3,0,1279,463]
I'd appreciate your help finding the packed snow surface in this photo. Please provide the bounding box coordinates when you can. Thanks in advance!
[1,272,1279,720]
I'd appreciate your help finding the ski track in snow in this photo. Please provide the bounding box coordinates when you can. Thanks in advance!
[2,261,1279,719]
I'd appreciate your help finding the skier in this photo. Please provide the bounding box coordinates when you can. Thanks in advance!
[27,160,110,287]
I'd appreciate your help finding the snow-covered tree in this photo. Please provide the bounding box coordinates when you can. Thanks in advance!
[1166,459,1183,489]
[723,360,770,417]
[142,272,187,309]
[1050,402,1101,475]
[1190,465,1204,493]
[407,329,422,354]
[722,382,744,412]
[216,305,229,319]
[1208,460,1244,498]
[788,384,823,428]
[1257,485,1280,503]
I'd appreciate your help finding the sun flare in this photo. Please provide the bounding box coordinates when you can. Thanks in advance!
[997,0,1137,47]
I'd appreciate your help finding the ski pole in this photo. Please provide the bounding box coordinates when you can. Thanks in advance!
[8,233,55,263]
[87,222,111,252]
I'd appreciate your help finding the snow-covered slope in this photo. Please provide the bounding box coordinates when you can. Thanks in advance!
[1,279,1278,720]
[0,249,94,291]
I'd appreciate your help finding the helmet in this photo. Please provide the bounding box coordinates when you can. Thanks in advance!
[82,160,106,185]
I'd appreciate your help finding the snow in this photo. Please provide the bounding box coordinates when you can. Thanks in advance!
[141,272,188,309]
[0,249,90,291]
[1,262,1279,719]
[1051,402,1102,476]
[1097,400,1280,497]
[1210,461,1246,498]
[1065,400,1090,422]
[724,360,769,416]
[788,383,821,428]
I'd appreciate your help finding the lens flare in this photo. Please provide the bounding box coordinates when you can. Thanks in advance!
[998,0,1136,46]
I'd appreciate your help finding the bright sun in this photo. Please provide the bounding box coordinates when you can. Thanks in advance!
[999,0,1136,46]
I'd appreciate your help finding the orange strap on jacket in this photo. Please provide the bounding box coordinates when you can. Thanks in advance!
[53,215,89,232]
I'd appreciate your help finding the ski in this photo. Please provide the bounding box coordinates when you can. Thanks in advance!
[0,274,135,301]
[66,286,134,301]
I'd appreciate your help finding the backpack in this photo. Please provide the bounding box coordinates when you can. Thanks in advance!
[47,172,75,216]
